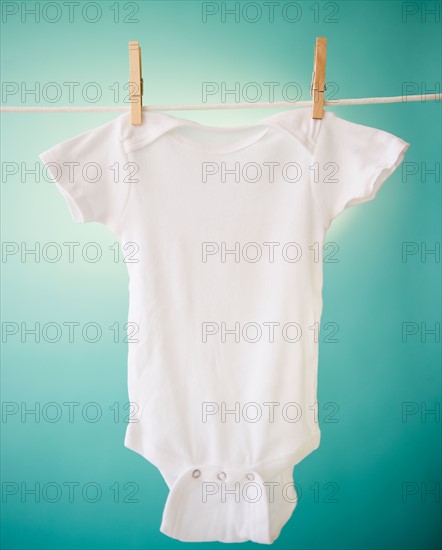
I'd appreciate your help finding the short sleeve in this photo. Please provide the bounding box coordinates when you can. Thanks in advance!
[39,115,131,232]
[311,111,410,223]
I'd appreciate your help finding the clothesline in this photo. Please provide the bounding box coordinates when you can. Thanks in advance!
[1,94,441,112]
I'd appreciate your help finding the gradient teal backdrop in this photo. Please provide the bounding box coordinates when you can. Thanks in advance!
[1,1,441,549]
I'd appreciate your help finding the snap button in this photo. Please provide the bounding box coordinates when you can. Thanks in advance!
[192,469,201,478]
[217,472,227,481]
[246,473,255,481]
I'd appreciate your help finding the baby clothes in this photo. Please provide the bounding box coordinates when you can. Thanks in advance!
[39,108,410,544]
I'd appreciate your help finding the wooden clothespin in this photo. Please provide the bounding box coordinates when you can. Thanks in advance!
[310,37,327,119]
[129,41,143,125]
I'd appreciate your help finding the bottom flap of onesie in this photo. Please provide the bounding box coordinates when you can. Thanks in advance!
[159,463,297,544]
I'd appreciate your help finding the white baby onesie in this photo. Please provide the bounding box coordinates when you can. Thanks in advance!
[39,108,410,544]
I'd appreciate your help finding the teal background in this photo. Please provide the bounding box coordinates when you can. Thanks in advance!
[1,1,441,549]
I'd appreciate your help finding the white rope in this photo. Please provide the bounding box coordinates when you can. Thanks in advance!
[0,94,440,112]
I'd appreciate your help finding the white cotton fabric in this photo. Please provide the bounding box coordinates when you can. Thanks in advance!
[39,108,410,544]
